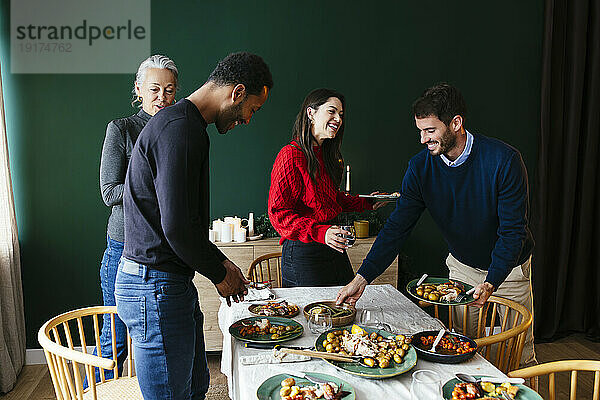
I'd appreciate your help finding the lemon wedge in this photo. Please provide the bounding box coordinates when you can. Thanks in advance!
[351,324,366,335]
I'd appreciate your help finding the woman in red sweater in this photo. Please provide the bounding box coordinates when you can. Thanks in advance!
[268,88,377,287]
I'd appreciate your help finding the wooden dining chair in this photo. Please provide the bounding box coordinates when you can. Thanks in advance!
[425,295,532,373]
[247,252,282,288]
[508,360,600,400]
[38,305,143,400]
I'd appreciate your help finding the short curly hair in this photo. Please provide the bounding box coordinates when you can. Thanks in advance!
[412,83,467,126]
[208,52,273,96]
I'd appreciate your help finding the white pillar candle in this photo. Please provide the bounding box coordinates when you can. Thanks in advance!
[248,212,255,236]
[234,227,247,243]
[208,229,217,243]
[345,165,351,192]
[212,220,223,241]
[221,223,233,243]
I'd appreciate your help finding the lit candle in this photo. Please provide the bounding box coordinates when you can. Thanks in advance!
[345,165,351,192]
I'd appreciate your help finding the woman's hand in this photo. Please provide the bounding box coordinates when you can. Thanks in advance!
[325,226,350,253]
[370,191,392,210]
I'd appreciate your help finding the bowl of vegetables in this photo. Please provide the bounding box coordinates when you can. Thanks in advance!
[411,330,478,364]
[303,301,356,327]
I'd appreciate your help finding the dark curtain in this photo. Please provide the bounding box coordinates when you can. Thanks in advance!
[533,0,600,341]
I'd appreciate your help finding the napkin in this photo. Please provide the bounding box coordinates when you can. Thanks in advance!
[240,352,310,365]
[242,287,275,302]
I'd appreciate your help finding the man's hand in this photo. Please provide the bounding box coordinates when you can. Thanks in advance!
[471,281,495,308]
[215,260,250,307]
[325,226,350,253]
[336,274,368,306]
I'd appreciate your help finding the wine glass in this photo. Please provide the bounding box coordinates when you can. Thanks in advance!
[308,308,333,334]
[339,225,356,247]
[410,370,442,400]
[359,306,385,329]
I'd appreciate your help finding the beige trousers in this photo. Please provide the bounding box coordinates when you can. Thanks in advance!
[446,253,537,367]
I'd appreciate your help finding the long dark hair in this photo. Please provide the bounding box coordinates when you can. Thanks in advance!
[292,88,345,186]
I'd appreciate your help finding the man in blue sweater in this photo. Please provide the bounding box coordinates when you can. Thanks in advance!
[336,83,535,366]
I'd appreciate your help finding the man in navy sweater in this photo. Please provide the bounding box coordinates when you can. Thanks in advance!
[336,83,535,366]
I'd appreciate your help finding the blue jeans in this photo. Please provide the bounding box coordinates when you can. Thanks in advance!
[281,239,354,287]
[115,258,209,400]
[85,235,128,387]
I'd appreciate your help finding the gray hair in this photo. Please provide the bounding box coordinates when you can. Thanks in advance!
[132,54,179,107]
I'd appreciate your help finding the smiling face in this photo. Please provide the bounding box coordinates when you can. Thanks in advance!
[215,85,269,134]
[135,68,177,116]
[308,97,343,145]
[415,115,461,158]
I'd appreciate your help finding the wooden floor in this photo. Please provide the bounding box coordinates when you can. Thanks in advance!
[2,335,599,399]
[0,353,230,400]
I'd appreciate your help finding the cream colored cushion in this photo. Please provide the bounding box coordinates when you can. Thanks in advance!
[83,376,143,399]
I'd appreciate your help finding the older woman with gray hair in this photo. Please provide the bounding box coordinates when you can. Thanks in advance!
[92,54,179,384]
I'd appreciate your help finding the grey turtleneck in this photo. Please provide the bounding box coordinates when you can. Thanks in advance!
[100,109,151,242]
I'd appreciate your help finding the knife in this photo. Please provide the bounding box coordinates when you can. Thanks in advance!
[245,343,313,351]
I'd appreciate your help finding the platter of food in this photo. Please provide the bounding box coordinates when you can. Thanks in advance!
[257,373,355,400]
[314,324,417,379]
[411,330,478,364]
[443,377,542,399]
[249,300,300,318]
[358,192,401,201]
[406,277,475,306]
[303,301,356,327]
[229,316,303,344]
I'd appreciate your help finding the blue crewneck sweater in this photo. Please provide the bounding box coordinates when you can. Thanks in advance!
[357,134,534,288]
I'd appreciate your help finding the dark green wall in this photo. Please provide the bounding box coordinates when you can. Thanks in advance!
[0,1,543,347]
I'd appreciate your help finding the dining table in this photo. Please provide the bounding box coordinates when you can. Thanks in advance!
[218,284,512,400]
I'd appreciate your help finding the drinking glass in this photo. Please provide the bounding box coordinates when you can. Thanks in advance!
[308,308,333,334]
[359,306,385,329]
[339,225,356,247]
[410,370,442,400]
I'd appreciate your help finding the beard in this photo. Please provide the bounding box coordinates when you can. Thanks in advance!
[430,126,457,156]
[215,101,244,134]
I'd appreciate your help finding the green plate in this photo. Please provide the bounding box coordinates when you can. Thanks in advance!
[406,277,475,306]
[257,372,355,400]
[442,376,542,399]
[229,316,303,344]
[248,302,300,318]
[314,325,417,379]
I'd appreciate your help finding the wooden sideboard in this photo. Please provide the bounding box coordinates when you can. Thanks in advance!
[192,237,399,351]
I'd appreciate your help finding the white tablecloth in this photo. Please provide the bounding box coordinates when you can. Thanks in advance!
[218,285,507,400]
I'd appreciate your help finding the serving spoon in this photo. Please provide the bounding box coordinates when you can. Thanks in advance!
[430,328,445,352]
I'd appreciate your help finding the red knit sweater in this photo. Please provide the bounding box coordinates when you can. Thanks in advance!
[268,141,372,244]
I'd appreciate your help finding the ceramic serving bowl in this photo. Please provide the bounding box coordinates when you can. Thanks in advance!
[302,301,356,327]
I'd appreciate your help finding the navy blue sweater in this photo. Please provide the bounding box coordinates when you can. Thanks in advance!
[123,99,227,284]
[357,134,534,288]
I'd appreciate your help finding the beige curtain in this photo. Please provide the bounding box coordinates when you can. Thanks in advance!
[0,62,26,393]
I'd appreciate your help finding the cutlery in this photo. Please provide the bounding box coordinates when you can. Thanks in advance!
[455,287,476,303]
[455,373,525,385]
[245,343,314,351]
[430,328,445,352]
[273,368,330,385]
[276,348,361,363]
[249,298,285,305]
[416,273,428,287]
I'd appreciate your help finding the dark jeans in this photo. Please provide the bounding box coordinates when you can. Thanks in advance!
[281,239,354,287]
[115,258,209,400]
[85,235,128,387]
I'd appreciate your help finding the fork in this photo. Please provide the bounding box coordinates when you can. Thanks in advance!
[455,287,475,303]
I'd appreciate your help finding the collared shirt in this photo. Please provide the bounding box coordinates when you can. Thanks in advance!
[440,130,474,167]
